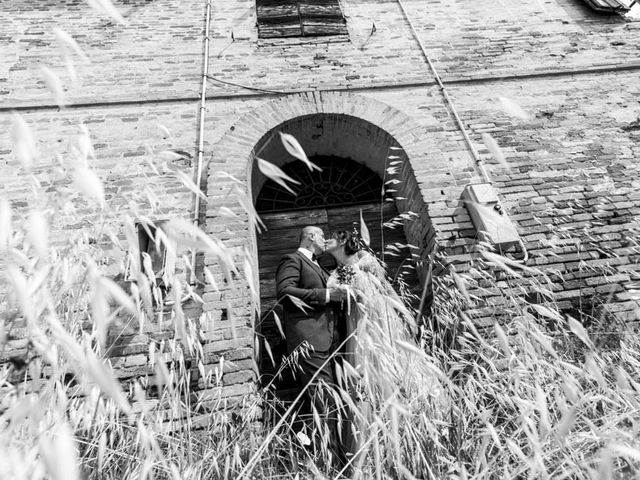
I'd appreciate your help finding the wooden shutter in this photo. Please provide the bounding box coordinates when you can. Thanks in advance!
[256,0,347,39]
[580,0,629,12]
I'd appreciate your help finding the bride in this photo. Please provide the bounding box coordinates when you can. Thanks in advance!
[324,225,443,473]
[324,227,417,372]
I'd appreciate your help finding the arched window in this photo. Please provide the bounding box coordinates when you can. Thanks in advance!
[255,156,383,212]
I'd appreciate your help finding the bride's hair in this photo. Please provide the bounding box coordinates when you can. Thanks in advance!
[332,223,369,255]
[331,230,361,256]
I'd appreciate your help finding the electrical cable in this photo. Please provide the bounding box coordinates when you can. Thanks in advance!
[206,74,296,95]
[396,0,537,267]
[517,239,529,263]
[396,0,491,184]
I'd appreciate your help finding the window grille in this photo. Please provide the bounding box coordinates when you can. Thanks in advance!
[256,156,383,212]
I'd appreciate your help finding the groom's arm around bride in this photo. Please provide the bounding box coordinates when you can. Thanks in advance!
[275,226,346,356]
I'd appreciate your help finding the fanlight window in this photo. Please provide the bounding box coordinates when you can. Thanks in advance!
[255,156,383,212]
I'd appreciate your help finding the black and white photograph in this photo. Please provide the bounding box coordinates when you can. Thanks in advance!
[2,0,640,478]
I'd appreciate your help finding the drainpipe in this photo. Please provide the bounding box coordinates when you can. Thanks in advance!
[190,0,212,285]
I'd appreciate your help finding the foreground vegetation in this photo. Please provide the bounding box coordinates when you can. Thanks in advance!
[1,131,640,479]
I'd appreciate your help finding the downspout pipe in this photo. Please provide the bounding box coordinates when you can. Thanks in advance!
[396,0,491,184]
[190,0,212,285]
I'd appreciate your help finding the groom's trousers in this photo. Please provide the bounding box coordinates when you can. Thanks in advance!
[296,337,346,469]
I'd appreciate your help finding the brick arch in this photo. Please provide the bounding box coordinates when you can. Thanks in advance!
[206,90,439,256]
[250,113,409,206]
[201,91,439,403]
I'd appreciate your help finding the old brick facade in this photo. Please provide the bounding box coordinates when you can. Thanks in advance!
[2,0,640,405]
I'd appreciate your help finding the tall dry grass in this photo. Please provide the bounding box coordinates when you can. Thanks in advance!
[3,6,640,476]
[426,247,640,479]
[2,143,640,479]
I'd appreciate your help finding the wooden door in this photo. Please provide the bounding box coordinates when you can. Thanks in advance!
[257,202,415,390]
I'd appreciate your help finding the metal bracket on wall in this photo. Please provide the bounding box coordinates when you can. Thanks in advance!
[462,184,520,249]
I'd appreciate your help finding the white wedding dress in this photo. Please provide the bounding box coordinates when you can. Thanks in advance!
[327,251,443,468]
[328,251,415,375]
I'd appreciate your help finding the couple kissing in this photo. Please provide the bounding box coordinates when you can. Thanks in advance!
[275,223,416,470]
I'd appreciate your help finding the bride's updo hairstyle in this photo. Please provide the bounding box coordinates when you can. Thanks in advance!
[331,230,362,256]
[332,223,371,256]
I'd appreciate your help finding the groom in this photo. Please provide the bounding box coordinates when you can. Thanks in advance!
[275,225,347,463]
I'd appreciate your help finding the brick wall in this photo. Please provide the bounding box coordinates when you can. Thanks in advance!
[448,70,640,324]
[2,0,640,407]
[2,0,204,106]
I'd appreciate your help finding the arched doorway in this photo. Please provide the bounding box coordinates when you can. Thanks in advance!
[201,92,438,403]
[253,120,419,394]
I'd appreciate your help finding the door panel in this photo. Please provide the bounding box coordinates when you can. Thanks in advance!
[257,209,329,313]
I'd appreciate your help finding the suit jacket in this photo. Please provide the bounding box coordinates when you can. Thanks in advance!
[276,250,337,353]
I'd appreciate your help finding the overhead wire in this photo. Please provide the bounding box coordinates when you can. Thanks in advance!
[206,74,296,95]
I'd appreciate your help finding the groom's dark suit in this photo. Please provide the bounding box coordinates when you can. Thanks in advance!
[276,249,344,465]
[276,250,338,355]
